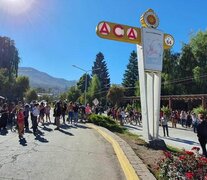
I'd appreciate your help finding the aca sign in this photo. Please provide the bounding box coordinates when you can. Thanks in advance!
[96,21,141,45]
[96,21,174,49]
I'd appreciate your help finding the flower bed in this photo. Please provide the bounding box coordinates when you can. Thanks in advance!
[158,147,207,179]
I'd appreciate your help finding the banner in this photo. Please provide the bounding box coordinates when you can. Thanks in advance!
[142,28,164,71]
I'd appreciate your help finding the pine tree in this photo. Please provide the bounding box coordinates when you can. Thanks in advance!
[122,51,138,96]
[76,73,91,93]
[92,52,110,105]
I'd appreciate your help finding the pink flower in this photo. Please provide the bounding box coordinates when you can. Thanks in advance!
[185,172,194,179]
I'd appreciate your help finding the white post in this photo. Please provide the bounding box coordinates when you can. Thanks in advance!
[146,72,154,138]
[137,44,150,141]
[153,72,161,139]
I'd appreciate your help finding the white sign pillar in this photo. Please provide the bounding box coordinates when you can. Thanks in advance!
[137,27,164,141]
[96,8,174,142]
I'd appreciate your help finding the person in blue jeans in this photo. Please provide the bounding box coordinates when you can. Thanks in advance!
[67,102,74,124]
[161,114,169,137]
[73,103,79,125]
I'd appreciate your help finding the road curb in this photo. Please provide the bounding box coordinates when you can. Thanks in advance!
[88,124,156,180]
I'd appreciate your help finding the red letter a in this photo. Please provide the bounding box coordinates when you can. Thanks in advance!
[100,22,110,35]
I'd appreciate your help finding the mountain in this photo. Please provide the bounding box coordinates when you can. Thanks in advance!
[18,67,76,93]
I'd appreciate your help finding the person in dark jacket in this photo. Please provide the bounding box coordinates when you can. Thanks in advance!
[54,101,62,130]
[0,103,9,130]
[197,114,207,157]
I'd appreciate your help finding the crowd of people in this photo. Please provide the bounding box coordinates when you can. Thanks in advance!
[1,100,207,157]
[0,100,95,139]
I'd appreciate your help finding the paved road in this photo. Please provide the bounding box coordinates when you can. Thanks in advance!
[0,123,125,180]
[125,123,200,151]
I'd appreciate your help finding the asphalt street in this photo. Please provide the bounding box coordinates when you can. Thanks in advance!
[0,122,125,180]
[125,123,200,151]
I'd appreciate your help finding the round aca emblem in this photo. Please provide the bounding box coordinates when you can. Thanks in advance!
[140,9,159,29]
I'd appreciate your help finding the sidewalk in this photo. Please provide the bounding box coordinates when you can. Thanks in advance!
[125,123,200,151]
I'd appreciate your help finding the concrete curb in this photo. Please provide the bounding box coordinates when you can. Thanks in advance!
[88,124,156,180]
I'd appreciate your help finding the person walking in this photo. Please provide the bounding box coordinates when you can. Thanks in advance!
[192,112,198,133]
[54,101,61,130]
[32,103,39,136]
[38,102,45,125]
[23,104,30,131]
[197,114,207,157]
[61,101,67,124]
[0,103,9,131]
[73,103,79,125]
[45,103,51,123]
[17,108,25,139]
[67,102,74,124]
[161,113,169,137]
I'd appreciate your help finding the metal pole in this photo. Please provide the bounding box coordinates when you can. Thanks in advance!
[84,73,88,106]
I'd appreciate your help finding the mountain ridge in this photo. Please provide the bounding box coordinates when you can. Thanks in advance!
[18,67,76,93]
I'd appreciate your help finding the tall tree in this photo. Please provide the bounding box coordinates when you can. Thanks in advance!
[0,37,20,80]
[122,51,138,96]
[67,86,81,103]
[190,31,207,93]
[76,73,91,93]
[92,52,110,104]
[107,85,125,107]
[161,50,180,95]
[87,74,101,104]
[25,89,38,103]
[15,76,30,101]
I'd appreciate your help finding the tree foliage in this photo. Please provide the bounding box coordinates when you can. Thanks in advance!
[92,52,110,104]
[0,36,20,80]
[107,85,125,106]
[25,89,38,103]
[122,51,138,96]
[67,86,81,103]
[87,74,101,103]
[76,73,91,93]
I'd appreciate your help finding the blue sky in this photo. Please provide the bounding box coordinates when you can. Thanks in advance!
[0,0,207,84]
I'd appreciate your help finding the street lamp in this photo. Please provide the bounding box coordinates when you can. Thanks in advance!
[72,65,101,106]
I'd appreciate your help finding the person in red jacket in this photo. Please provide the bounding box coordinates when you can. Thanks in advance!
[17,108,25,139]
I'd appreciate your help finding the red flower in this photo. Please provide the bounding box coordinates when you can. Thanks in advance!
[199,157,207,163]
[185,151,194,156]
[179,155,186,160]
[191,146,200,151]
[185,172,194,179]
[163,151,171,158]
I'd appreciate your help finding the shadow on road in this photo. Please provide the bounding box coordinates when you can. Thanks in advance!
[37,129,45,136]
[19,138,27,146]
[76,124,91,129]
[168,126,193,132]
[35,134,49,143]
[124,124,142,131]
[60,124,71,129]
[58,129,74,136]
[42,126,53,132]
[0,128,8,136]
[166,136,200,146]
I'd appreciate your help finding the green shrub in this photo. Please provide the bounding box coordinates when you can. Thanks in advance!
[193,106,207,116]
[88,114,126,133]
[161,106,171,117]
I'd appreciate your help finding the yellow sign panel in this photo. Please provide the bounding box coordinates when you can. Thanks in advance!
[96,21,141,45]
[96,21,174,49]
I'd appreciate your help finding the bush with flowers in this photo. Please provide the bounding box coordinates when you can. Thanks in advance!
[158,147,207,179]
